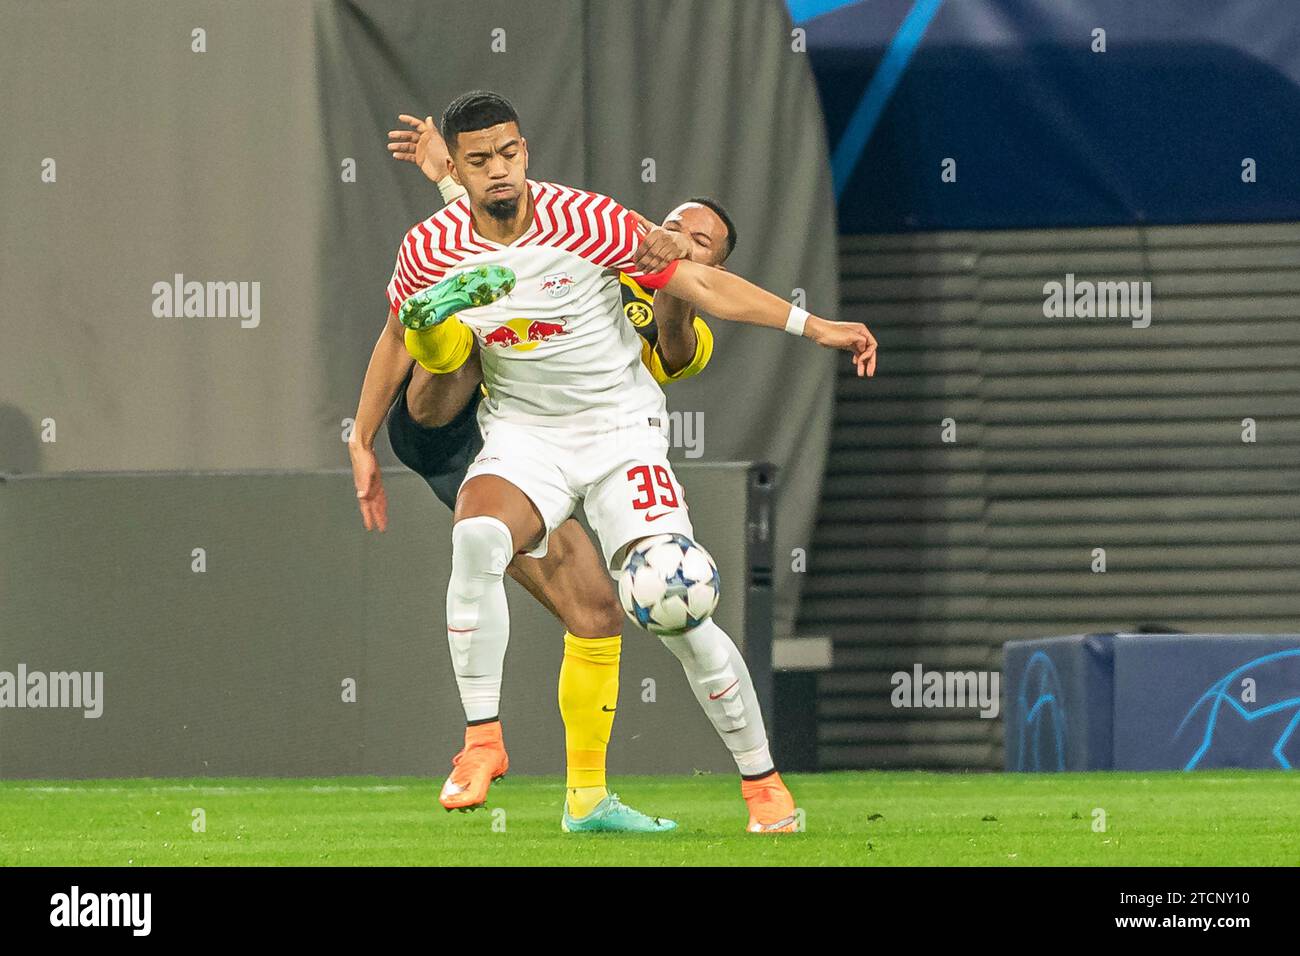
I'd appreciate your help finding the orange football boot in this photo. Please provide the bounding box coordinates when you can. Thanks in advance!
[741,771,799,833]
[439,721,509,811]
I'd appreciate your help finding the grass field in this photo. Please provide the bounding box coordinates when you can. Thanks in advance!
[2,771,1297,866]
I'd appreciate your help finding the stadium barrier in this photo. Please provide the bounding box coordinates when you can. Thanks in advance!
[1005,633,1300,771]
[0,464,774,779]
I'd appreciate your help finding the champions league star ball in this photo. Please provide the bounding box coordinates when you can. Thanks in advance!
[618,533,721,635]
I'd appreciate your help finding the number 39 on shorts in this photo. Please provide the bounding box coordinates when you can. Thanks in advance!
[626,464,681,512]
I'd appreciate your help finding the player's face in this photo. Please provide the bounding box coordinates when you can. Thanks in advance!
[662,203,730,267]
[448,122,529,220]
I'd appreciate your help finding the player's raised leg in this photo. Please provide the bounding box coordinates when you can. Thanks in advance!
[398,264,516,332]
[402,362,481,429]
[398,265,514,380]
[437,473,544,811]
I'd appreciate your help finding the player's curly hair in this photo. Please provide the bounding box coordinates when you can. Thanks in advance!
[441,90,522,151]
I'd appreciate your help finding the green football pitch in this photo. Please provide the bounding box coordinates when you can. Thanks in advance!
[2,771,1297,866]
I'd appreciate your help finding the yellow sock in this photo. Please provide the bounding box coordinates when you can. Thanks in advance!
[403,316,473,374]
[558,631,621,817]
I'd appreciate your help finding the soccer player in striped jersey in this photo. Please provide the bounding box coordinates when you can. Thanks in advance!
[352,91,876,833]
[355,118,732,833]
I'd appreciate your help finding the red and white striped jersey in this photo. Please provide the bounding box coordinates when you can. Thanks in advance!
[386,179,680,427]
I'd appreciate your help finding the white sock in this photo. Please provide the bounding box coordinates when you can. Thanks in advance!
[446,515,513,722]
[658,618,775,777]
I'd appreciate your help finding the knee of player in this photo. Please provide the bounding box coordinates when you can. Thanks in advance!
[450,515,513,579]
[567,597,626,639]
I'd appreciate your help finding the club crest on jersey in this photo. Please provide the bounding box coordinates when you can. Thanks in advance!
[541,272,576,298]
[624,300,653,328]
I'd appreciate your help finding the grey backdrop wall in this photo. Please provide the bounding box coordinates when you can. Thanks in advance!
[0,465,760,778]
[0,0,840,642]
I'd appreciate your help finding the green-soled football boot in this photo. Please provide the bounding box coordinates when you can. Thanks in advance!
[399,264,516,331]
[561,792,678,833]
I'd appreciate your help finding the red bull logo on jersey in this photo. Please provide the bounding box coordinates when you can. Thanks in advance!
[483,325,523,348]
[480,317,569,351]
[541,272,576,298]
[526,319,567,341]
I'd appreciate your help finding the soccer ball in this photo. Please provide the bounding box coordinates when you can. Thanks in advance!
[618,533,720,635]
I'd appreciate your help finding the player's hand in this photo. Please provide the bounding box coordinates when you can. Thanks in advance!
[806,316,878,377]
[348,440,389,532]
[387,113,451,184]
[631,211,692,274]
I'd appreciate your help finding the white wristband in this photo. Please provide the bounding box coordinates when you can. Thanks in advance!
[437,174,467,205]
[785,305,810,336]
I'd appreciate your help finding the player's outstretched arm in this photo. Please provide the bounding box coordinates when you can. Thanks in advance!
[347,310,415,531]
[659,259,878,377]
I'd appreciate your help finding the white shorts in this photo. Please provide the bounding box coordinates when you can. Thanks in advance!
[461,415,695,570]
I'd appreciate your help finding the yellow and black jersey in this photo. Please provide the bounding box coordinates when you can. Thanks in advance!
[619,272,714,385]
